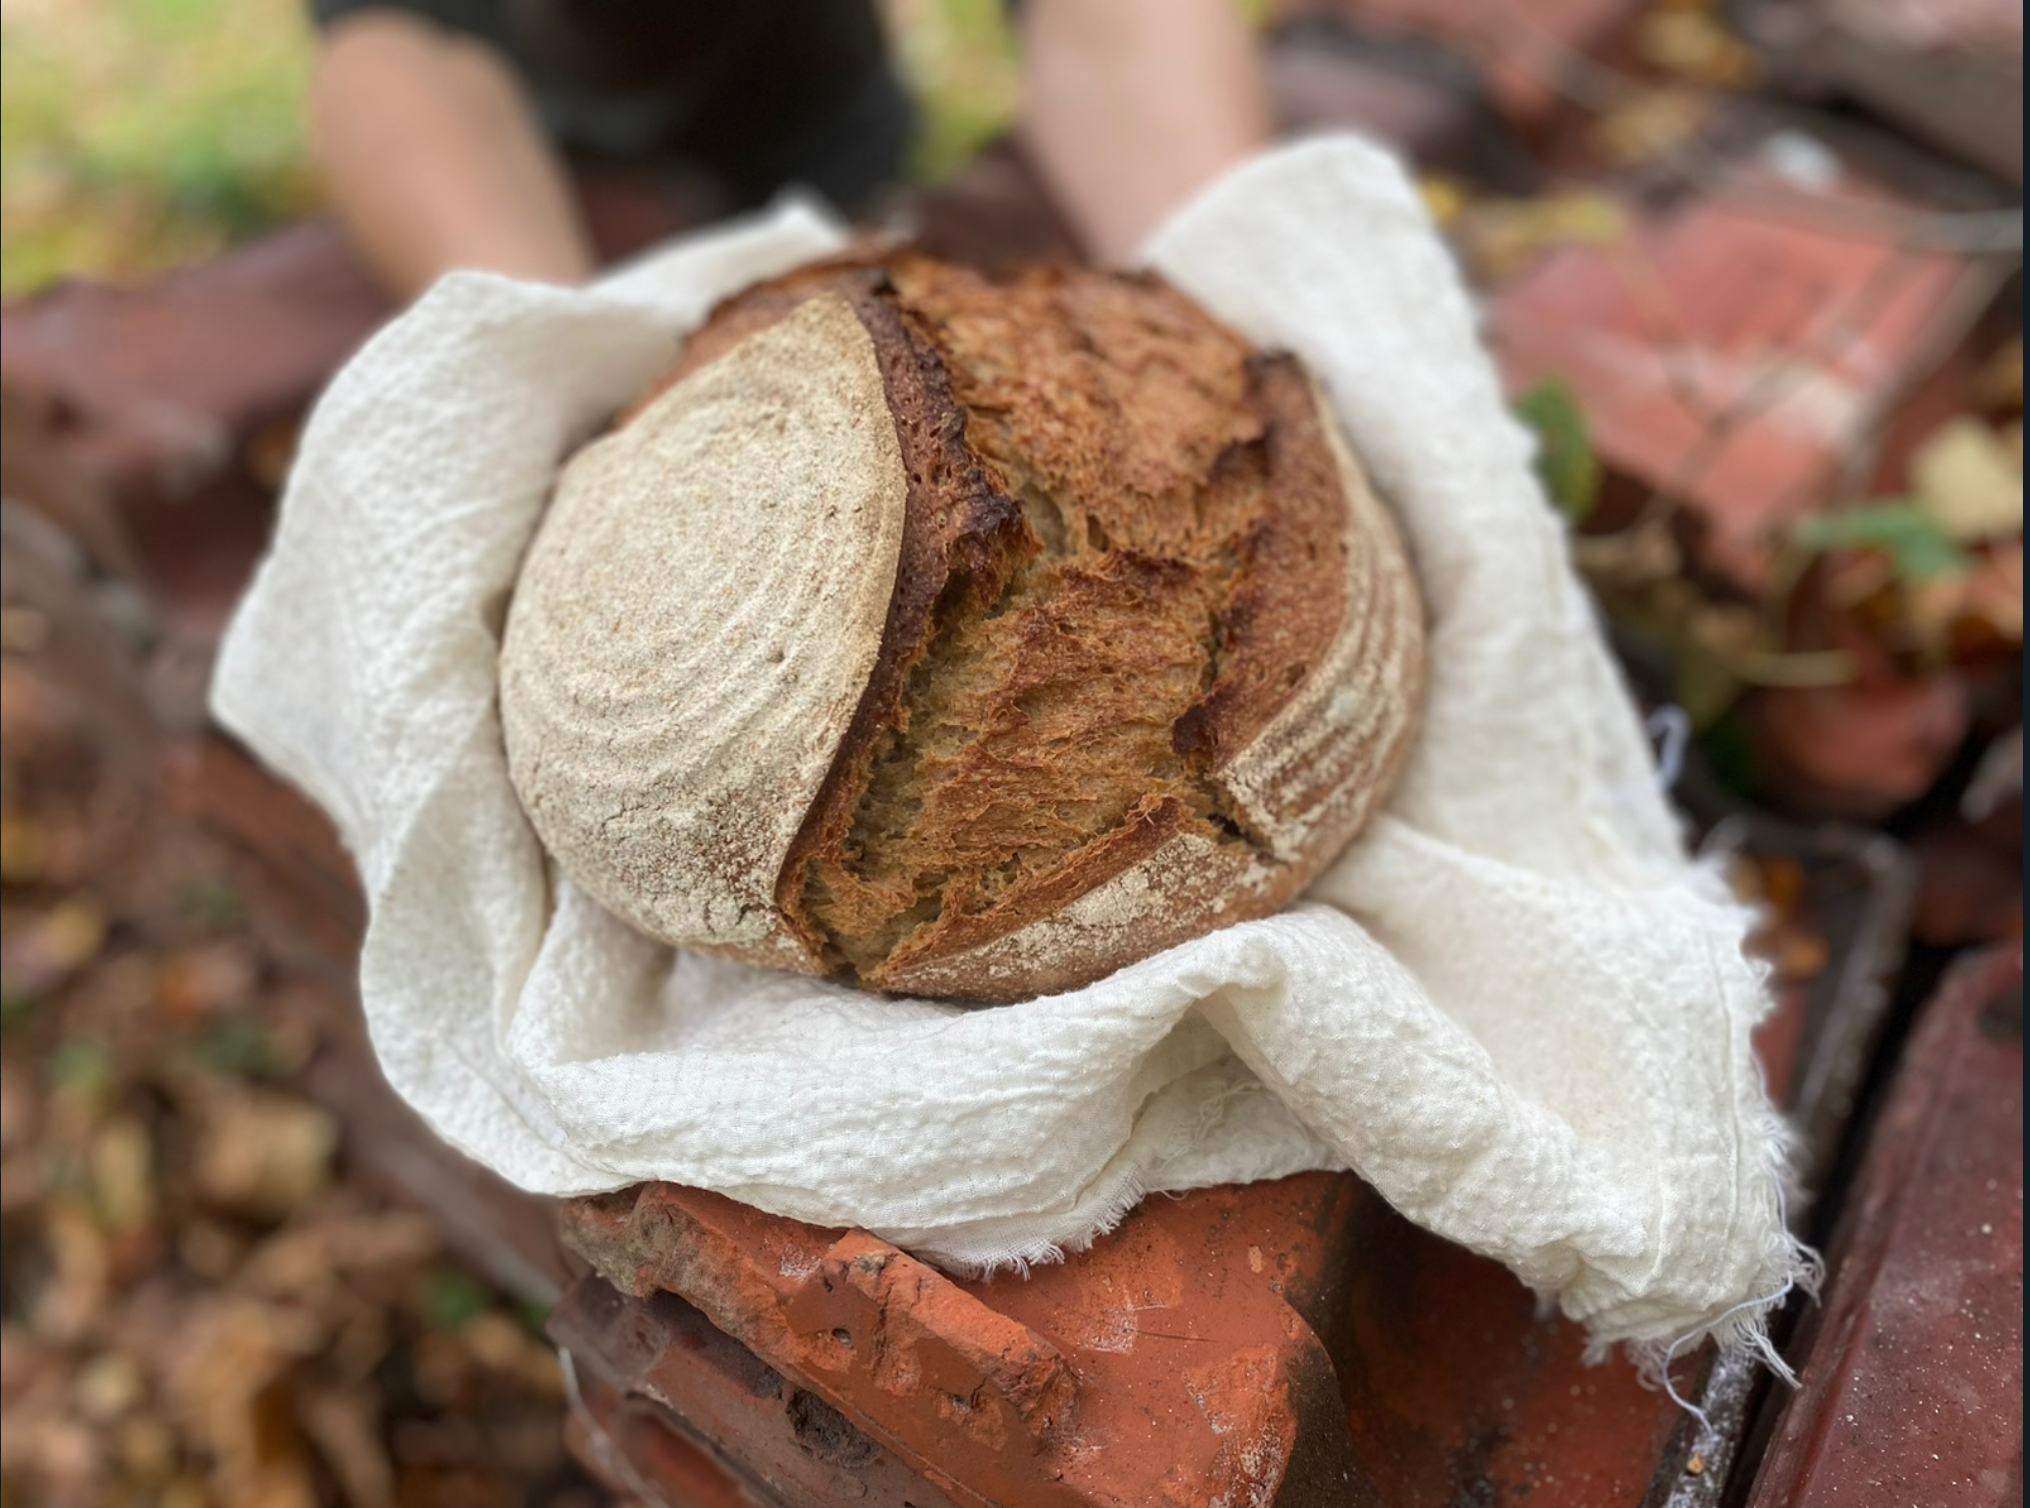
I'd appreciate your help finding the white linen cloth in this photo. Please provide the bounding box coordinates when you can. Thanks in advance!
[211,136,1810,1370]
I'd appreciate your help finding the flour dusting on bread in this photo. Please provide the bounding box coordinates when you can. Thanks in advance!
[499,293,905,967]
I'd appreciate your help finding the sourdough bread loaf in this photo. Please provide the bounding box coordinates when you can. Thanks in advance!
[498,252,1425,1002]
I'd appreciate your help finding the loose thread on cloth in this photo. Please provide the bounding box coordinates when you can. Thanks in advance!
[1644,1178,1822,1429]
[922,1166,1143,1281]
[921,1068,1268,1279]
[1605,703,1690,800]
[1645,705,1692,791]
[1655,1283,1793,1430]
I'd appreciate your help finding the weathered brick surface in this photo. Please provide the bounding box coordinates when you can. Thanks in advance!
[1747,944,2025,1506]
[560,1177,1377,1507]
[1488,143,2004,593]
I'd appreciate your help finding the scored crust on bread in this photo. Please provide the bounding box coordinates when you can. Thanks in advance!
[500,252,1426,1002]
[871,374,1425,1001]
[498,293,908,963]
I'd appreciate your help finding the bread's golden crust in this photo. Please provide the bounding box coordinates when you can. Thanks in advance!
[1207,379,1427,867]
[793,258,1310,986]
[870,799,1283,1001]
[888,389,1428,1004]
[846,297,1422,1002]
[529,251,1425,1001]
[766,267,1034,970]
[1172,359,1353,775]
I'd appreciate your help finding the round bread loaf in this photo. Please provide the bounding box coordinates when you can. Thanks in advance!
[498,252,1425,1003]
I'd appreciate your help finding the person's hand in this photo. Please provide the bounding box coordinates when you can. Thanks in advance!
[1019,0,1274,267]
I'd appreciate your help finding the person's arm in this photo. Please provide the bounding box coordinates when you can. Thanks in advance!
[1018,0,1273,268]
[309,10,596,302]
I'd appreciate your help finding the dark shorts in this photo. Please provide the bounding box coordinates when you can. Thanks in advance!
[310,0,917,214]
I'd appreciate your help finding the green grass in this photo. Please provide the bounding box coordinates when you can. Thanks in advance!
[1,0,319,296]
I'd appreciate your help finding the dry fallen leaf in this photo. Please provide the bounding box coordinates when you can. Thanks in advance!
[1417,174,1467,229]
[0,811,48,884]
[1,896,107,999]
[1570,515,1683,590]
[1912,417,2024,543]
[1957,539,2025,647]
[239,1206,438,1314]
[0,1150,40,1217]
[178,1214,247,1280]
[184,1078,338,1223]
[153,941,259,1026]
[1455,190,1629,283]
[1761,856,1806,920]
[1775,931,1829,982]
[461,1311,563,1397]
[1,1324,48,1411]
[114,1412,178,1488]
[33,1202,111,1346]
[411,1329,474,1410]
[2,634,597,1508]
[162,1298,322,1502]
[89,1113,154,1235]
[234,1458,321,1508]
[73,1350,144,1423]
[298,1382,395,1508]
[316,1208,441,1272]
[1635,7,1759,87]
[1819,548,1897,613]
[1914,580,1971,664]
[0,658,63,761]
[0,605,52,654]
[17,1415,105,1507]
[0,1060,38,1152]
[1592,86,1711,167]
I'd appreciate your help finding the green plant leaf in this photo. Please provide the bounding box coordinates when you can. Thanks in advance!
[517,1298,554,1337]
[1795,502,1971,580]
[179,881,243,926]
[191,1018,274,1079]
[426,1269,490,1333]
[1696,710,1758,800]
[1513,379,1601,523]
[49,1038,112,1095]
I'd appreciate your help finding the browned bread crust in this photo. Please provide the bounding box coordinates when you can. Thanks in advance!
[506,251,1425,1002]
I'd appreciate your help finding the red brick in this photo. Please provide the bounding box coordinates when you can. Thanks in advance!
[1746,945,2025,1507]
[1489,147,2003,591]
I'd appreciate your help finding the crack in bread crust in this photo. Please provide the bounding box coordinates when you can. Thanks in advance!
[695,255,1404,999]
[580,251,1425,1001]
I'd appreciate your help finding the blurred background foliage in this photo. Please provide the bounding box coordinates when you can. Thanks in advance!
[886,0,1020,185]
[1,0,319,296]
[0,0,1034,297]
